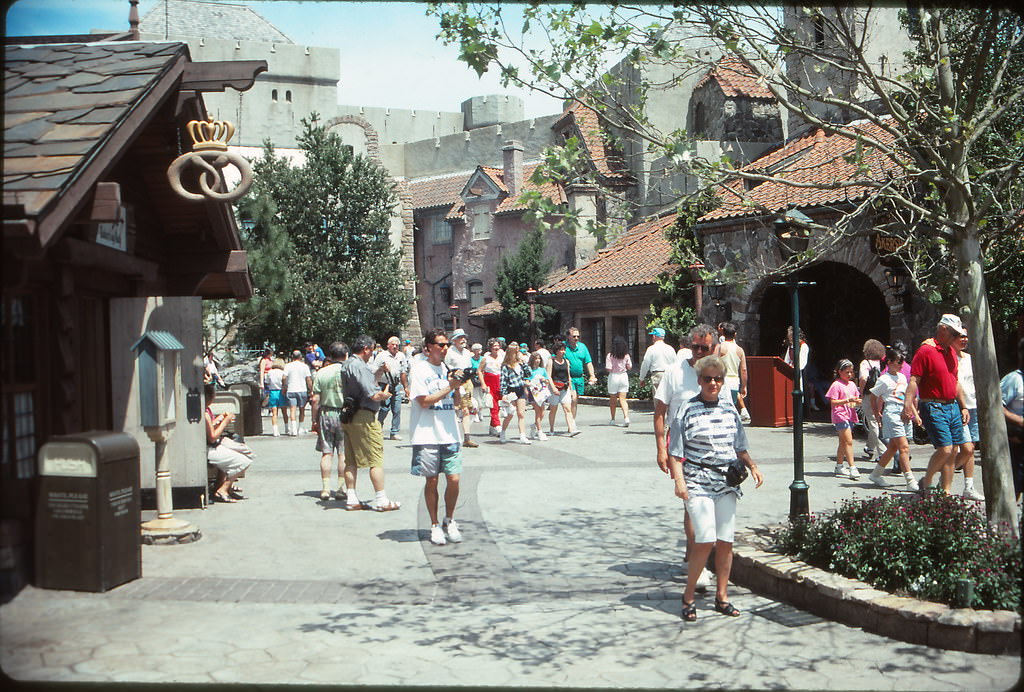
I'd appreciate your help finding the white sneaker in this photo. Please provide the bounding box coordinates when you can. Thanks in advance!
[740,410,751,424]
[868,468,887,487]
[430,525,446,546]
[848,466,861,480]
[609,419,617,426]
[272,426,280,437]
[297,427,306,436]
[695,568,712,592]
[834,464,849,478]
[490,426,501,437]
[905,476,920,491]
[499,430,507,444]
[444,519,462,543]
[623,418,630,428]
[519,435,532,445]
[962,486,984,501]
[537,430,548,441]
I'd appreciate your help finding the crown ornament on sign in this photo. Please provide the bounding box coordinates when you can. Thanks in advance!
[186,116,235,152]
[167,116,252,203]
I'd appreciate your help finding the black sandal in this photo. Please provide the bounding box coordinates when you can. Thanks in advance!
[681,600,697,622]
[714,599,741,617]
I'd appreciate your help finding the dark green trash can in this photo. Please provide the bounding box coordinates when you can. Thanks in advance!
[35,431,141,592]
[228,382,263,437]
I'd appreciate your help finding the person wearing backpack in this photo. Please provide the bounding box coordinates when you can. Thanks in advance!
[858,339,886,462]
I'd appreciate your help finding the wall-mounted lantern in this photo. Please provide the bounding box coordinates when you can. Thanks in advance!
[773,209,813,260]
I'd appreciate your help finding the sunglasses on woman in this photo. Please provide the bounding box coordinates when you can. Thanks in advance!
[700,375,725,384]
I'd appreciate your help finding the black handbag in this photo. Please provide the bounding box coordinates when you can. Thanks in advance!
[340,396,359,424]
[725,459,748,487]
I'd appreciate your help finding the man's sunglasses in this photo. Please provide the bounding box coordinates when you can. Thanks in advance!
[690,343,712,352]
[432,341,450,348]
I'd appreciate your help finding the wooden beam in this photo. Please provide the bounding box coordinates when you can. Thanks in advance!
[181,61,268,92]
[52,236,158,277]
[164,250,248,275]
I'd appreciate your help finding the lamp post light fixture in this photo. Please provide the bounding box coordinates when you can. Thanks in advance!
[773,209,813,261]
[705,282,732,321]
[772,276,817,520]
[883,266,911,312]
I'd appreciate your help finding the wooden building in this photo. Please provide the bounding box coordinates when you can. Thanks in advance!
[2,39,265,598]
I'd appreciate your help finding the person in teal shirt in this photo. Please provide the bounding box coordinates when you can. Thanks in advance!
[564,326,597,419]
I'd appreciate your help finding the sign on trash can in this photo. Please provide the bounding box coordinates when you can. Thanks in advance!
[35,432,141,592]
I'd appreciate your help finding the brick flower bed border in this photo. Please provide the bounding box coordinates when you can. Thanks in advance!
[730,529,1021,654]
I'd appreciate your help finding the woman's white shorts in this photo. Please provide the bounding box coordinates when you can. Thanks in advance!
[607,372,629,394]
[684,492,737,543]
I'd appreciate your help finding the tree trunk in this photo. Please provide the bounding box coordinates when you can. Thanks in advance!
[955,229,1019,537]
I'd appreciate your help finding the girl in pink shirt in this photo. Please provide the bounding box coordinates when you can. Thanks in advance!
[606,336,633,427]
[826,359,862,479]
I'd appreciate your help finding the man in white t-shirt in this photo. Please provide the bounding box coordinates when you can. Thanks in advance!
[372,336,410,440]
[409,328,466,546]
[282,350,313,436]
[638,327,677,397]
[444,329,479,448]
[653,323,727,591]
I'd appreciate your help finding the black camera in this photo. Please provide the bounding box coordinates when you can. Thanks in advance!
[452,369,471,382]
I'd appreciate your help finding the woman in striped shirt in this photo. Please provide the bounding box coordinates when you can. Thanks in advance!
[668,355,763,621]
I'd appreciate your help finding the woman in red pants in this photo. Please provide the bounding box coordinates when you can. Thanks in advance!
[477,337,505,435]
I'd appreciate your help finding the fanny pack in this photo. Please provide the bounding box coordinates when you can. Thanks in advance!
[688,459,748,487]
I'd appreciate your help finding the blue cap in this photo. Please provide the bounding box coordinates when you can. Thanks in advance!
[649,327,666,338]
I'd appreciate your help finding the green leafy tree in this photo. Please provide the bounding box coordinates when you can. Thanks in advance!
[492,228,559,341]
[430,3,1023,532]
[235,115,411,349]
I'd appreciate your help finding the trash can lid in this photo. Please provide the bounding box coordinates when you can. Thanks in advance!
[44,431,140,462]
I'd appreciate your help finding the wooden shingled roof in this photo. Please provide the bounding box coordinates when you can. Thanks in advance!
[4,40,266,299]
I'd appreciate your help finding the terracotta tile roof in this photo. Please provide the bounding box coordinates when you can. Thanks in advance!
[694,57,774,99]
[700,119,902,222]
[554,101,632,183]
[408,170,476,209]
[441,162,567,220]
[3,41,186,218]
[541,212,678,294]
[140,0,294,43]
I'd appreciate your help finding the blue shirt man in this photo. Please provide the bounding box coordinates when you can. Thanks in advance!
[563,327,597,419]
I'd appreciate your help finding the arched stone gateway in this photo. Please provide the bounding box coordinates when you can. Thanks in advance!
[750,262,889,375]
[323,115,421,339]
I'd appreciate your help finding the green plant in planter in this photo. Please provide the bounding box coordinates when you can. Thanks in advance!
[774,492,1022,612]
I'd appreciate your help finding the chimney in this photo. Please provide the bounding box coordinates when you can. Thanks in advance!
[502,140,524,198]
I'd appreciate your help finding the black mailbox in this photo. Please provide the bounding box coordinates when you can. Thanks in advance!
[228,382,262,437]
[35,432,141,592]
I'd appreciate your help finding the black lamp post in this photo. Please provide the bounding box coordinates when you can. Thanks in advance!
[525,287,537,347]
[773,277,816,520]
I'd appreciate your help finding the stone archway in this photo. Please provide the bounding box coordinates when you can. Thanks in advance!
[752,262,890,377]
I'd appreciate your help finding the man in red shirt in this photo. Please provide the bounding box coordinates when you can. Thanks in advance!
[903,314,970,493]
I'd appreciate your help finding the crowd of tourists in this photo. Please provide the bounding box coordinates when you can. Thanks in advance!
[200,315,1023,621]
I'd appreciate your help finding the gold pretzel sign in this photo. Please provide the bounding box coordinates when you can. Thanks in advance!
[167,116,253,202]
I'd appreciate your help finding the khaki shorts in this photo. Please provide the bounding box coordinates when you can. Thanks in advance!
[649,371,664,395]
[342,409,384,469]
[457,380,474,412]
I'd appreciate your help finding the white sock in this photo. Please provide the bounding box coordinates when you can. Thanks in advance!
[375,490,388,506]
[904,471,915,481]
[873,463,886,475]
[965,478,974,490]
[346,489,359,505]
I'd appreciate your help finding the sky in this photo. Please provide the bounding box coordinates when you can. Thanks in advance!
[3,0,567,118]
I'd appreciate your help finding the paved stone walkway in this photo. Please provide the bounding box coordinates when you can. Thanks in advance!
[2,404,1020,689]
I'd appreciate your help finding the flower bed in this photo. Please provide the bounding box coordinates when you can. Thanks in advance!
[771,492,1022,613]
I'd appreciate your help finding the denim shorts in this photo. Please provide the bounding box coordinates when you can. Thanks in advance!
[410,443,462,477]
[919,400,965,448]
[834,421,854,432]
[881,404,909,440]
[286,391,308,409]
[963,408,980,443]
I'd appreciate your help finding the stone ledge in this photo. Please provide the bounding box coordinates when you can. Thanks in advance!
[577,396,654,411]
[730,530,1021,655]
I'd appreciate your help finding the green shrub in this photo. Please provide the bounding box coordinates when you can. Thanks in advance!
[773,492,1022,612]
[584,373,652,400]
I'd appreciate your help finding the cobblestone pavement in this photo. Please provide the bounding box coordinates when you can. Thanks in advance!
[2,404,1020,689]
